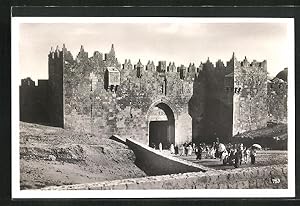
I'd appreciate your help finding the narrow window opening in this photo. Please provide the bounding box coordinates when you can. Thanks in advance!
[91,103,93,118]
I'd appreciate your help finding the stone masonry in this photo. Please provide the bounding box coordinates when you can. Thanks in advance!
[42,164,288,190]
[20,44,287,145]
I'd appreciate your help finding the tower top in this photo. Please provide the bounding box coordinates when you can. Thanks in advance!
[80,45,84,52]
[110,44,115,56]
[231,52,237,60]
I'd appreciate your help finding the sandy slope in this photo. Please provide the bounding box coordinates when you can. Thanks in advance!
[19,122,146,189]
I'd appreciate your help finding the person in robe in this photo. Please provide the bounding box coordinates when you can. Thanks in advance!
[170,143,175,154]
[159,142,163,152]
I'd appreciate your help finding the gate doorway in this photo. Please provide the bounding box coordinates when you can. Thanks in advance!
[148,103,175,149]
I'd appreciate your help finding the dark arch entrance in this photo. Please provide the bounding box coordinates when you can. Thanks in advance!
[148,103,175,149]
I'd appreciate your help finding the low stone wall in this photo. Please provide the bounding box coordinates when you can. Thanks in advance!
[126,138,208,176]
[42,164,287,190]
[109,135,126,145]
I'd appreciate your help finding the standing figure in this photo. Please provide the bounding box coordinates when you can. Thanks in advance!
[151,142,156,149]
[214,142,220,158]
[220,149,228,162]
[187,145,193,156]
[170,143,175,154]
[184,144,189,156]
[205,145,209,158]
[250,148,257,164]
[180,144,185,156]
[244,148,250,164]
[192,143,196,152]
[159,142,163,152]
[174,145,179,155]
[210,145,216,159]
[196,145,203,160]
[237,143,244,165]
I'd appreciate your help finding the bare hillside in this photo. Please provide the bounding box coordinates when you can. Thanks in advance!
[19,122,146,189]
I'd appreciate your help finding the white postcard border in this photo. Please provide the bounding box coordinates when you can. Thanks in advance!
[11,17,295,198]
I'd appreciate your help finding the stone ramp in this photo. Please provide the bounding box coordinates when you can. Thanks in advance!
[110,134,209,175]
[126,138,208,176]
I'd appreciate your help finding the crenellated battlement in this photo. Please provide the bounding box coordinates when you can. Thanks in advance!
[48,44,268,87]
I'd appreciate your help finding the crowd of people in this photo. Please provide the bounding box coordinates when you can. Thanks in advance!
[151,139,259,166]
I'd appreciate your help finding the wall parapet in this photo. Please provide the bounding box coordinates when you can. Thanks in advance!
[42,164,287,190]
[126,138,208,176]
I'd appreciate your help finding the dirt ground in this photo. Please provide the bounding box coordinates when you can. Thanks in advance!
[19,122,288,190]
[19,122,146,190]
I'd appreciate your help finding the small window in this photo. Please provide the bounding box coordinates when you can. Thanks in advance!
[90,104,93,118]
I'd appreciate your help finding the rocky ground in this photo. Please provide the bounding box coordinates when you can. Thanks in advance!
[19,122,146,190]
[232,123,288,150]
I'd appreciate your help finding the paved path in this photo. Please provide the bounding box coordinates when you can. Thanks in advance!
[159,150,288,170]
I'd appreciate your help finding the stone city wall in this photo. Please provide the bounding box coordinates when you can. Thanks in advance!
[267,78,288,124]
[20,45,288,146]
[19,78,49,124]
[63,45,193,145]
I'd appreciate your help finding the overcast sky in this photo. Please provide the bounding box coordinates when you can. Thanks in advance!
[19,22,290,83]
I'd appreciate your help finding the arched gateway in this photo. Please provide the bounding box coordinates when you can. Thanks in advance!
[147,102,175,149]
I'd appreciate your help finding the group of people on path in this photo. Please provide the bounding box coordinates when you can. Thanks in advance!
[151,142,195,156]
[197,141,258,165]
[218,142,258,166]
[151,140,259,166]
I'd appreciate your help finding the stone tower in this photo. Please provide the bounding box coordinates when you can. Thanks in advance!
[48,46,65,127]
[232,56,268,135]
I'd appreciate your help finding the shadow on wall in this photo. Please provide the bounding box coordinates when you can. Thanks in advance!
[19,78,51,125]
[189,69,233,144]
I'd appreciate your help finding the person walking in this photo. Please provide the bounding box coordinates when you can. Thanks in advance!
[196,144,203,160]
